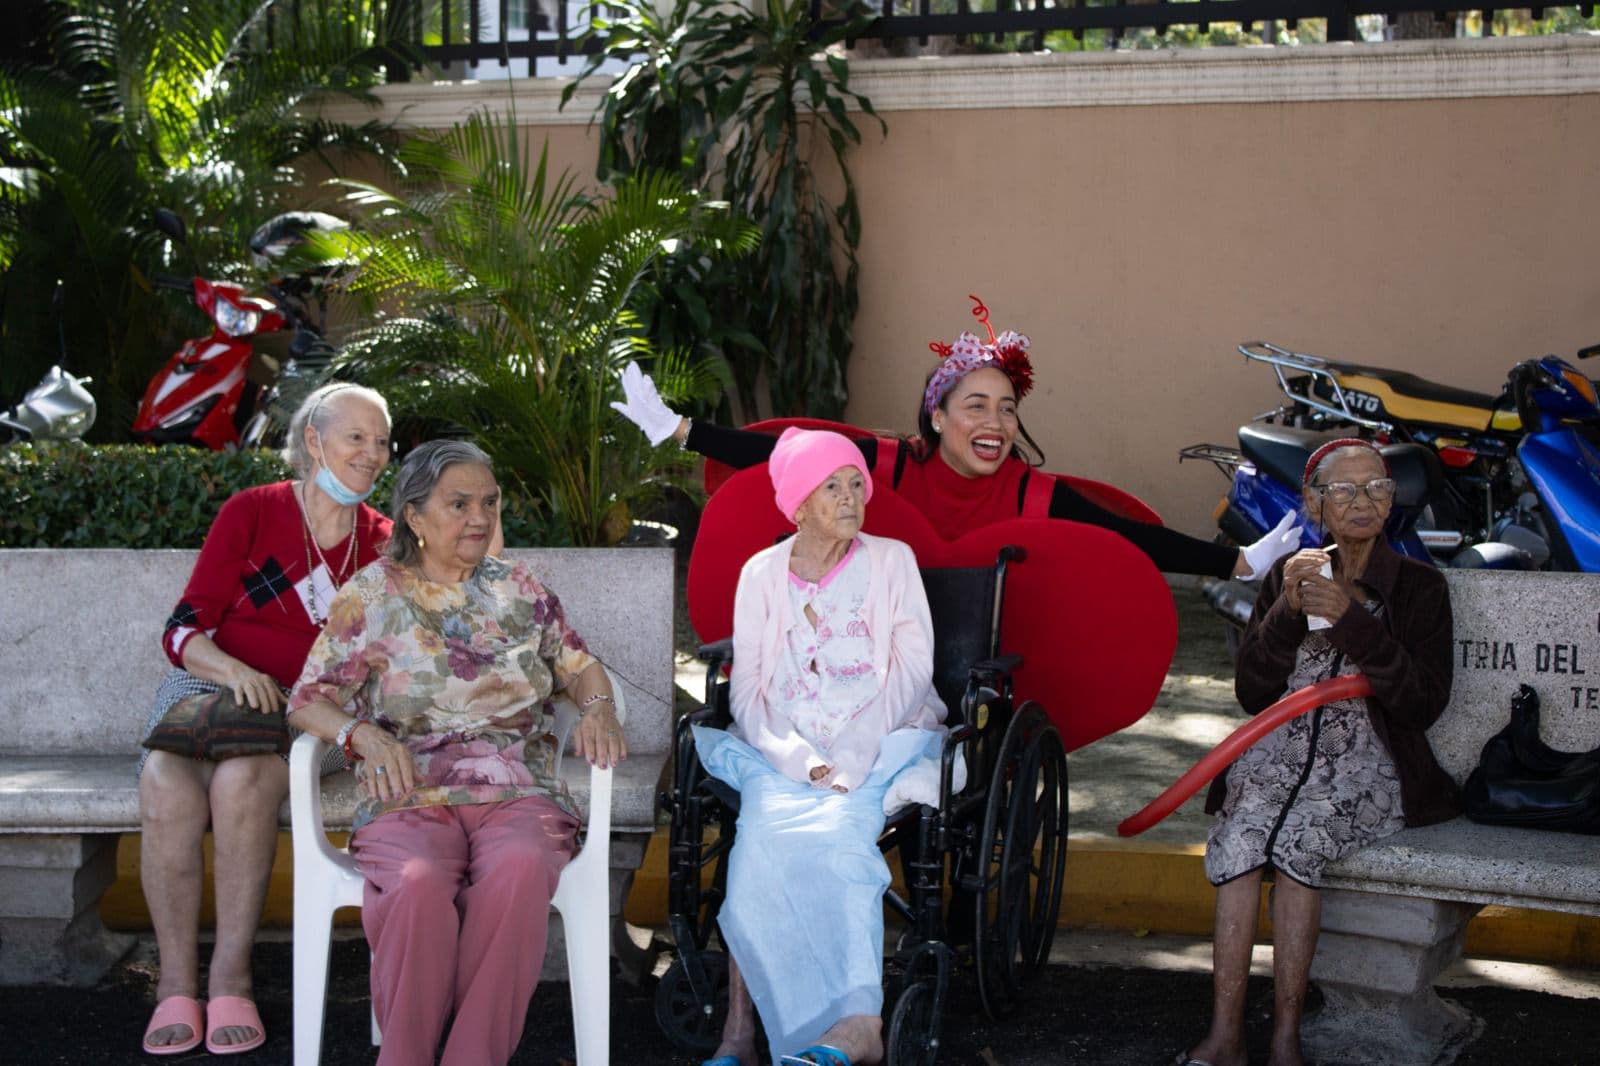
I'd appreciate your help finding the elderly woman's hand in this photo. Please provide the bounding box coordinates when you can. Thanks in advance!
[574,704,627,769]
[225,662,284,714]
[1280,549,1331,615]
[351,723,418,803]
[1298,572,1355,626]
[808,764,849,793]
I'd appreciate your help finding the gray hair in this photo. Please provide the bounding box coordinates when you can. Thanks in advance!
[282,382,391,477]
[387,439,495,567]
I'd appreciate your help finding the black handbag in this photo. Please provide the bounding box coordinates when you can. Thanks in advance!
[1461,684,1600,834]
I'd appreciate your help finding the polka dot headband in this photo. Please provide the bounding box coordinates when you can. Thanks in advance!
[922,295,1035,417]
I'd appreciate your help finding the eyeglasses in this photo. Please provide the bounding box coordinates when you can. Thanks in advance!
[1311,477,1396,504]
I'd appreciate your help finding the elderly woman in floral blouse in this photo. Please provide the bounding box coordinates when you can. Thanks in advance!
[288,440,624,1066]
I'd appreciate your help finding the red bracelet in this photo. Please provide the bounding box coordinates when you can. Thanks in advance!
[337,719,369,763]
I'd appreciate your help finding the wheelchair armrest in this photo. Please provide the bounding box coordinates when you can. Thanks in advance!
[939,724,976,807]
[686,704,731,728]
[969,654,1022,680]
[673,703,731,751]
[696,638,734,664]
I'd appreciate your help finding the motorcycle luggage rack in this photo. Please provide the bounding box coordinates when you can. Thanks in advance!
[1177,442,1244,478]
[1239,341,1392,432]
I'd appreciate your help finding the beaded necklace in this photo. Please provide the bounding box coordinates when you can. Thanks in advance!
[296,480,359,625]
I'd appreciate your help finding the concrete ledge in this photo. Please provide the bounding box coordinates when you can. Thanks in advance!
[319,36,1600,130]
[1323,820,1600,918]
[0,753,664,835]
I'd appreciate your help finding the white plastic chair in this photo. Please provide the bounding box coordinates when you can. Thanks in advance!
[289,680,619,1066]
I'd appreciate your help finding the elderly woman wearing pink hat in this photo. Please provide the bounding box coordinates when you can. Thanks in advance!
[691,427,950,1066]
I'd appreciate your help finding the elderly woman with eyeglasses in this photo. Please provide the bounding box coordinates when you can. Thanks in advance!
[288,439,624,1066]
[1177,438,1458,1066]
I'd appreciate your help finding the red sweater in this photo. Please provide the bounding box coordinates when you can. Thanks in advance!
[888,447,1032,540]
[162,481,392,687]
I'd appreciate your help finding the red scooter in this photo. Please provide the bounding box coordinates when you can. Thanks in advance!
[133,209,349,449]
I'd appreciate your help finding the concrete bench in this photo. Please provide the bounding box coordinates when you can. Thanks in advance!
[1307,569,1600,1066]
[0,547,673,986]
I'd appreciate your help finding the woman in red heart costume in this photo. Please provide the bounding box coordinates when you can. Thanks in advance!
[613,296,1298,580]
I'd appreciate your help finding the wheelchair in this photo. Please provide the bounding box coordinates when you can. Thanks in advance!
[653,546,1070,1065]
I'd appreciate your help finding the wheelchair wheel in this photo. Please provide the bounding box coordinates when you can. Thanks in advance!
[654,949,730,1055]
[972,701,1069,1019]
[886,979,940,1066]
[1004,717,1068,976]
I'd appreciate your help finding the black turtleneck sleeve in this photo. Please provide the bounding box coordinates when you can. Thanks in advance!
[685,420,880,470]
[1044,479,1238,579]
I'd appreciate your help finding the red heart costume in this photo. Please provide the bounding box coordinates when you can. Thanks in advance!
[688,426,1178,752]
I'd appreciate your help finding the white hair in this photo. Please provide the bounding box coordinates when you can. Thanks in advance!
[282,382,390,477]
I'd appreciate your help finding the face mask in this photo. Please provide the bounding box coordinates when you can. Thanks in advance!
[312,430,376,506]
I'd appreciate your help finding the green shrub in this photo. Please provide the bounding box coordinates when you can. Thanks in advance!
[0,442,561,549]
[0,442,296,548]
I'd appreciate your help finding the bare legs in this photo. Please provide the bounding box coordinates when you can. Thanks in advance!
[1186,869,1321,1066]
[140,753,209,1048]
[138,751,287,1048]
[709,956,884,1065]
[808,1012,884,1064]
[709,957,758,1065]
[1266,876,1321,1066]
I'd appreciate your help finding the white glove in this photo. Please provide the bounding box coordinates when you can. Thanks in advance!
[608,361,683,446]
[1240,509,1302,580]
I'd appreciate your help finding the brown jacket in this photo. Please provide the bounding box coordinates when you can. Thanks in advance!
[1205,538,1460,827]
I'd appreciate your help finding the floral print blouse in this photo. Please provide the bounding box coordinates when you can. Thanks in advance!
[289,555,597,831]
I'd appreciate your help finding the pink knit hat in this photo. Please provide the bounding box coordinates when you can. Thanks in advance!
[768,427,873,523]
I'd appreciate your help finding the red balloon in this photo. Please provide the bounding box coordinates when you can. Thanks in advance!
[1116,674,1376,838]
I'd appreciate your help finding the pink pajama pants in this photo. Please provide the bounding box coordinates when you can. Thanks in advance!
[349,796,579,1066]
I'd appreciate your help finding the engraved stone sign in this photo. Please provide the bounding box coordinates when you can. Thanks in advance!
[1429,570,1600,783]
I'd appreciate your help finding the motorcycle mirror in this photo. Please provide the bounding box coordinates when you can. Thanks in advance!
[153,208,188,244]
[1576,342,1599,361]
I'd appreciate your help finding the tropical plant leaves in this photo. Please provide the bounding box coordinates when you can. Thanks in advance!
[565,0,882,421]
[0,0,409,433]
[322,110,755,546]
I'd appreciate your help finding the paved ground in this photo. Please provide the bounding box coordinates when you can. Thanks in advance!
[8,582,1598,1064]
[6,926,1599,1065]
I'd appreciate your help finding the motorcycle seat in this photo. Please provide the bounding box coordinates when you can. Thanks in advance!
[1310,360,1518,433]
[1238,424,1441,510]
[1238,424,1340,493]
[1381,442,1444,510]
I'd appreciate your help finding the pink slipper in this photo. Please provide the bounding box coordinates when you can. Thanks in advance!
[204,995,266,1055]
[142,995,203,1055]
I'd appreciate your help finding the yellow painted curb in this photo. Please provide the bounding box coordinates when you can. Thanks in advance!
[103,829,1600,966]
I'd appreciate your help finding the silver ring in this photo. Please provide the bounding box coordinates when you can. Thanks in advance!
[373,766,388,775]
[607,729,618,737]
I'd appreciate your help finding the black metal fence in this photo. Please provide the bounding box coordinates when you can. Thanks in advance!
[822,2,1597,46]
[336,2,1599,79]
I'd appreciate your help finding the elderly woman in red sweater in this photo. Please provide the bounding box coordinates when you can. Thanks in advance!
[139,383,393,1056]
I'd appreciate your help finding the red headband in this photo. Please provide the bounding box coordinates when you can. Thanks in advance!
[1302,438,1390,488]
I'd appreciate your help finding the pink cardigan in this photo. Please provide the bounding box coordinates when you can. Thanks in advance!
[729,532,947,792]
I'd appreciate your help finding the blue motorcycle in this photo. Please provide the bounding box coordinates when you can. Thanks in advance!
[1182,343,1600,635]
